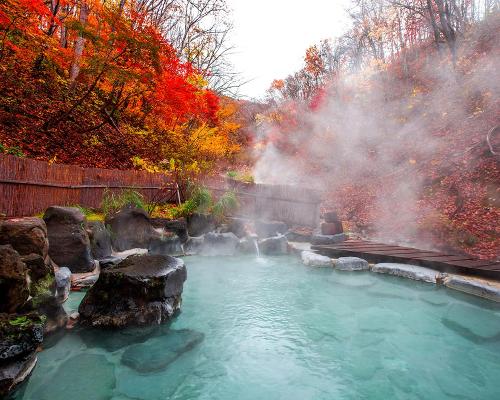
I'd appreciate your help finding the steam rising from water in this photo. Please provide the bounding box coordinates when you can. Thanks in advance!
[252,46,499,248]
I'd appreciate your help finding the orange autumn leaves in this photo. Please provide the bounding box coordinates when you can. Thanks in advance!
[0,0,239,174]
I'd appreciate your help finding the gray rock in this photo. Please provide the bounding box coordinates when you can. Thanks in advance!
[98,256,123,270]
[88,221,112,259]
[259,235,288,255]
[121,329,204,373]
[187,213,216,237]
[36,354,115,400]
[0,313,44,361]
[442,303,500,342]
[44,206,93,273]
[372,263,444,284]
[255,220,288,238]
[54,267,71,302]
[311,233,347,245]
[200,232,239,256]
[73,274,99,289]
[151,218,188,243]
[184,236,205,255]
[105,207,158,252]
[444,275,500,302]
[0,353,37,397]
[149,236,184,256]
[334,257,369,271]
[301,250,332,267]
[237,236,259,254]
[79,255,186,328]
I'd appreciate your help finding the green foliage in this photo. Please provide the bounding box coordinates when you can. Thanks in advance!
[0,143,25,157]
[101,189,145,216]
[75,206,104,221]
[226,171,238,178]
[8,316,30,327]
[189,185,213,214]
[213,190,239,221]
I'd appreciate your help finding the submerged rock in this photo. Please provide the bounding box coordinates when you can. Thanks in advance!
[301,250,333,267]
[105,207,158,252]
[78,255,187,328]
[442,303,500,342]
[444,274,500,302]
[333,257,369,271]
[121,329,204,373]
[259,236,288,255]
[36,354,115,400]
[44,207,94,273]
[310,233,346,246]
[372,263,444,284]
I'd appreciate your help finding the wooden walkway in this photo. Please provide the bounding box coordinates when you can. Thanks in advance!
[312,240,500,281]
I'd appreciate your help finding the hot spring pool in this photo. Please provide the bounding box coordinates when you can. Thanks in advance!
[11,255,500,400]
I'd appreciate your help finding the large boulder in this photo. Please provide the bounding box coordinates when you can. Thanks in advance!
[220,217,247,238]
[44,207,94,273]
[321,222,343,235]
[87,221,112,260]
[78,254,187,328]
[187,213,216,237]
[0,246,29,313]
[54,267,71,302]
[259,235,288,255]
[0,312,44,397]
[255,220,288,238]
[105,207,157,252]
[444,275,500,302]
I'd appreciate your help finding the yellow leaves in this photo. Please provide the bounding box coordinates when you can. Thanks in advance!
[131,156,162,172]
[187,73,208,89]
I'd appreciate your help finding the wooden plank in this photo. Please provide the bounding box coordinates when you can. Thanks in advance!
[415,255,478,262]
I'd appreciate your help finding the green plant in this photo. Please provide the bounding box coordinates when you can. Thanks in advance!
[189,185,213,214]
[213,190,239,221]
[8,316,30,328]
[226,171,238,178]
[101,189,145,216]
[75,206,104,221]
[0,143,25,157]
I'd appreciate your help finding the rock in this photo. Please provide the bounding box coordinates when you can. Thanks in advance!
[20,253,52,282]
[301,250,333,267]
[72,274,99,289]
[444,275,500,302]
[321,222,343,235]
[54,267,71,302]
[113,248,148,259]
[255,220,288,238]
[35,354,115,400]
[88,221,112,259]
[149,236,184,256]
[151,218,189,243]
[259,235,288,255]
[78,255,187,328]
[442,303,500,342]
[323,211,340,223]
[311,233,347,245]
[184,236,204,255]
[121,329,204,373]
[0,353,37,398]
[200,232,239,256]
[105,207,158,252]
[33,293,68,334]
[223,217,247,238]
[237,236,259,254]
[372,263,444,284]
[187,213,216,237]
[44,206,93,273]
[285,228,313,243]
[98,256,124,270]
[0,313,44,397]
[0,245,29,313]
[0,217,49,260]
[333,257,369,271]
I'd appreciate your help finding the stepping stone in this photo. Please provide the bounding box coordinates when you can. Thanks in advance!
[334,257,369,271]
[372,263,444,284]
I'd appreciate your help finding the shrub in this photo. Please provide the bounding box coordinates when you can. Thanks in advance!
[101,189,145,216]
[213,190,238,221]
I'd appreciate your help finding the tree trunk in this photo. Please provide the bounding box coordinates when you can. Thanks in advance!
[69,2,90,88]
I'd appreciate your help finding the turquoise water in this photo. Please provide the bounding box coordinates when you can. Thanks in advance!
[12,255,500,400]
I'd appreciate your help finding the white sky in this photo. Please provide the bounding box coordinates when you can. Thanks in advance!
[226,0,353,99]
